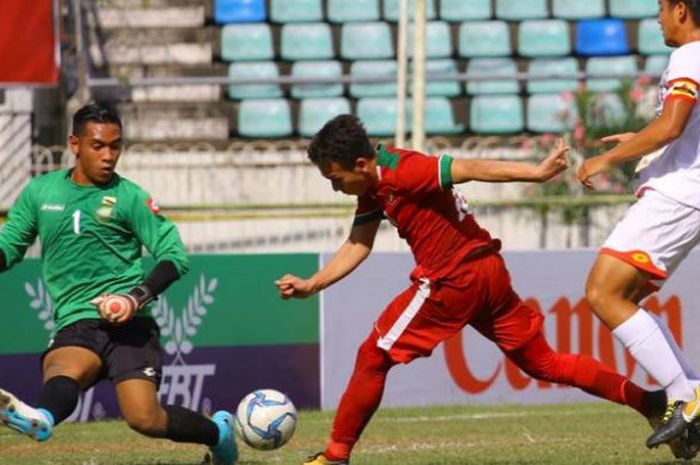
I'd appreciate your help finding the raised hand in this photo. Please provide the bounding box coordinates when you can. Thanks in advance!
[275,274,318,300]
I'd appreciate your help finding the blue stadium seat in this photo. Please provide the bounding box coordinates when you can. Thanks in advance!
[215,0,266,24]
[466,58,519,95]
[227,62,282,99]
[415,59,461,97]
[328,0,380,22]
[439,0,491,21]
[270,0,322,23]
[238,99,292,137]
[638,19,673,55]
[575,19,630,56]
[518,20,571,57]
[408,21,452,58]
[342,22,394,60]
[407,97,465,135]
[586,56,638,92]
[644,55,669,77]
[470,95,524,134]
[221,24,274,61]
[299,98,352,137]
[496,0,548,20]
[527,94,577,132]
[609,0,658,19]
[291,61,344,99]
[356,97,400,136]
[527,58,579,94]
[459,21,511,57]
[350,60,397,98]
[552,0,605,19]
[383,0,436,22]
[281,23,334,61]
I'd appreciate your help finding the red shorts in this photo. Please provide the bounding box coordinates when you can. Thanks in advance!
[372,253,544,364]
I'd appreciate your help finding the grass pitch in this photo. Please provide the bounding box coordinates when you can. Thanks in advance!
[0,402,683,465]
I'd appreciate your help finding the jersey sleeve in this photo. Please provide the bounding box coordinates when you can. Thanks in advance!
[665,46,700,104]
[394,151,454,195]
[126,187,189,277]
[0,181,38,269]
[353,194,383,226]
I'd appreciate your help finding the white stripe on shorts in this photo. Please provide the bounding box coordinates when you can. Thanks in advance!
[377,278,431,351]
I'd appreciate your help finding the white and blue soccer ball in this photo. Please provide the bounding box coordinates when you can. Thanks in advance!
[234,388,297,450]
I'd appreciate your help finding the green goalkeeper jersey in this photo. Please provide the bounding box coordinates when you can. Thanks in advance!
[0,169,189,331]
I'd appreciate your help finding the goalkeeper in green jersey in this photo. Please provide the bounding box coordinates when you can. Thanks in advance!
[0,103,236,465]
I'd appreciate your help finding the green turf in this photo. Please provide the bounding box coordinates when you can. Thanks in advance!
[0,402,683,465]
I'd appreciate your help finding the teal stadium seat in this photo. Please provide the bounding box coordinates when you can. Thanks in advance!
[495,0,548,20]
[350,60,397,98]
[342,22,394,60]
[227,62,282,99]
[609,0,659,19]
[644,55,669,77]
[215,0,266,24]
[470,95,524,134]
[526,94,578,132]
[552,0,604,19]
[527,58,579,94]
[383,0,436,21]
[407,97,465,135]
[357,97,400,136]
[459,21,511,57]
[586,56,638,92]
[518,20,571,57]
[238,99,292,137]
[440,0,491,21]
[328,0,380,23]
[408,21,452,58]
[466,58,519,95]
[414,59,461,97]
[291,61,343,99]
[639,19,673,55]
[298,98,351,137]
[221,23,273,61]
[281,23,334,61]
[270,0,322,23]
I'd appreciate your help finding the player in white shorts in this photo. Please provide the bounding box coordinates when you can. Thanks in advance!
[576,0,700,453]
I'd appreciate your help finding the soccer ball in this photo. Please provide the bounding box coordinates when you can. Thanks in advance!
[234,389,297,450]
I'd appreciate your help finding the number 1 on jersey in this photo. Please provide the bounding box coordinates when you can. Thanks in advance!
[72,210,81,235]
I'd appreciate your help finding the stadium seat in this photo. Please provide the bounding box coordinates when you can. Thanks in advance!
[328,0,380,22]
[586,56,638,92]
[644,55,669,77]
[638,19,673,55]
[227,62,282,99]
[458,21,511,58]
[495,0,548,20]
[518,20,571,57]
[221,24,274,61]
[281,23,334,61]
[575,19,630,56]
[383,0,436,22]
[414,59,461,97]
[609,0,658,19]
[439,0,491,21]
[341,22,394,60]
[215,0,266,24]
[527,58,579,94]
[466,58,519,95]
[526,94,577,133]
[298,98,352,137]
[552,0,605,19]
[350,60,397,98]
[407,97,465,135]
[291,61,344,99]
[270,0,322,23]
[470,95,524,134]
[356,97,400,136]
[238,99,292,137]
[408,21,452,58]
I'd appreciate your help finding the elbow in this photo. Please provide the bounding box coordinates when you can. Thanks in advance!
[658,122,684,144]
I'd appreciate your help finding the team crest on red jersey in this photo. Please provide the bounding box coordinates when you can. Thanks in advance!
[146,197,161,215]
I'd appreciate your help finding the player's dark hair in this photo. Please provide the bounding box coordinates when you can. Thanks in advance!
[71,102,122,136]
[308,114,375,170]
[669,0,700,26]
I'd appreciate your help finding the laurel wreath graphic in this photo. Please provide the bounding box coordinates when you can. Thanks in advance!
[25,280,55,331]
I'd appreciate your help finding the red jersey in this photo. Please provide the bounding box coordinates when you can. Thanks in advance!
[354,145,500,283]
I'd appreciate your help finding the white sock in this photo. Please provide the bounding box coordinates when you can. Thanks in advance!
[648,312,699,380]
[612,309,695,401]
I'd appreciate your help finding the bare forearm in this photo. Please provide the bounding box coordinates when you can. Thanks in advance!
[603,119,678,165]
[308,240,370,292]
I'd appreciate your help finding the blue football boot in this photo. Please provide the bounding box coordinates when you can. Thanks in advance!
[0,388,53,442]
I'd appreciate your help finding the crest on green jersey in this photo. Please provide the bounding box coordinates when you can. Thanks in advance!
[96,196,116,222]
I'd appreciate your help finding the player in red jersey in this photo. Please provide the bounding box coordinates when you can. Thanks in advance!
[276,115,675,465]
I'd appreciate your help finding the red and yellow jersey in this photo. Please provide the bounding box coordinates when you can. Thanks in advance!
[354,145,500,284]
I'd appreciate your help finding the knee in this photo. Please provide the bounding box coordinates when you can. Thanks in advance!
[519,352,559,382]
[585,276,613,315]
[124,410,166,438]
[356,338,392,373]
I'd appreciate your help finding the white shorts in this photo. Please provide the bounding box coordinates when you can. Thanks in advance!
[601,189,700,290]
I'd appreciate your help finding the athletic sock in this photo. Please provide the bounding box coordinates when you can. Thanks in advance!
[648,312,699,379]
[164,405,219,446]
[37,376,80,426]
